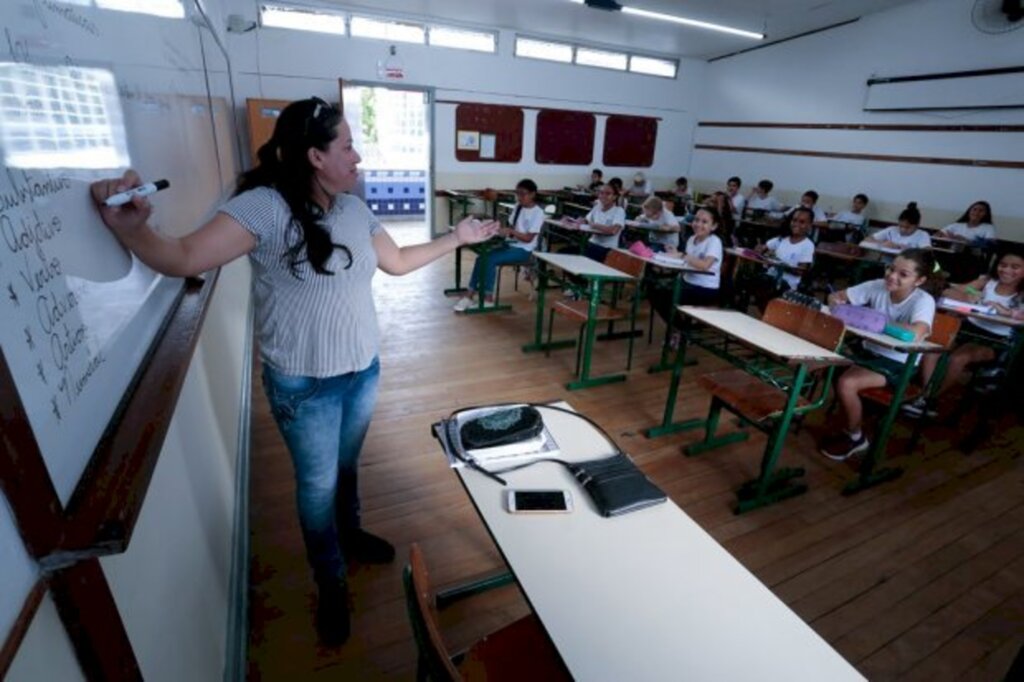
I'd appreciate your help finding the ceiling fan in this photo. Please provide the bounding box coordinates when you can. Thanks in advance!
[971,0,1024,34]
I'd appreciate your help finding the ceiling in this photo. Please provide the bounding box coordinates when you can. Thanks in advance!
[318,0,921,59]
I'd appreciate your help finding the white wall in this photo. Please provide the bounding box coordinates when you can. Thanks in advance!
[222,0,707,232]
[691,0,1024,239]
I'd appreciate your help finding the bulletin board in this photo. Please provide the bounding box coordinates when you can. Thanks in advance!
[535,109,596,165]
[454,103,524,163]
[603,115,658,167]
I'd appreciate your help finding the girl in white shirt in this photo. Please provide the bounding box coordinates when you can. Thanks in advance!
[647,206,724,328]
[755,206,815,298]
[863,202,932,250]
[905,251,1024,416]
[938,201,997,243]
[821,248,937,460]
[455,178,545,311]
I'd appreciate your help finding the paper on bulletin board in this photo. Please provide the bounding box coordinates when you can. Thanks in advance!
[480,134,496,159]
[456,130,480,150]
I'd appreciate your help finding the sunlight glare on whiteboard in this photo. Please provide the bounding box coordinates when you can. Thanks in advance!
[0,63,130,170]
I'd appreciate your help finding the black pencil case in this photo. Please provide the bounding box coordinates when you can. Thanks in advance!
[459,406,544,450]
[566,454,667,517]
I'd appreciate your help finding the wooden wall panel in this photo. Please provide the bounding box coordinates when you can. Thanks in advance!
[535,109,595,165]
[603,115,657,167]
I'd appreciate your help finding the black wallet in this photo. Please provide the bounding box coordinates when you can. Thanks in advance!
[566,454,667,517]
[459,406,544,450]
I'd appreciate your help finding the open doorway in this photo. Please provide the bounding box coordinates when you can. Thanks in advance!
[341,82,432,246]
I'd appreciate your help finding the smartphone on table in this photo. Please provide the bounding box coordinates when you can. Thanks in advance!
[506,489,573,514]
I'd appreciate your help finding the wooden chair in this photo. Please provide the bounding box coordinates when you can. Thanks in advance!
[857,312,961,453]
[545,249,646,375]
[687,299,847,513]
[403,544,570,682]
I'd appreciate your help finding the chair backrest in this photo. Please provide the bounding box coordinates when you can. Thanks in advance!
[604,249,646,278]
[403,544,461,682]
[928,311,961,349]
[764,298,846,351]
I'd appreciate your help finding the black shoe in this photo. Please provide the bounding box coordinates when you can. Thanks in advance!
[342,528,396,564]
[316,580,350,646]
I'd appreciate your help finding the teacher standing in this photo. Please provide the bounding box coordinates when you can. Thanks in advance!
[91,97,497,645]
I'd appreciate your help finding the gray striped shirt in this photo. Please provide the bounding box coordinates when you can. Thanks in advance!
[219,187,382,378]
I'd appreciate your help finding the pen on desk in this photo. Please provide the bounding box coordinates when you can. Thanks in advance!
[105,179,170,207]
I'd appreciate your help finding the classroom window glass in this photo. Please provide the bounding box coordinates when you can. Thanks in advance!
[428,26,496,53]
[515,38,573,64]
[629,56,677,79]
[350,16,426,44]
[575,47,627,71]
[260,5,347,34]
[95,0,186,18]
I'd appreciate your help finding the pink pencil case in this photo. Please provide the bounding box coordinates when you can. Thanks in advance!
[831,304,887,334]
[629,241,655,258]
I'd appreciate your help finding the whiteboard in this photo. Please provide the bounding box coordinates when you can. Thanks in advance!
[0,0,240,663]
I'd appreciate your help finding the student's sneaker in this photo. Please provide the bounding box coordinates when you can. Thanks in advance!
[901,397,937,419]
[453,296,473,312]
[315,579,351,646]
[819,432,870,461]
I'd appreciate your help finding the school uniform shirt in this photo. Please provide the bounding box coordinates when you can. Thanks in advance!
[845,279,936,364]
[870,226,932,249]
[585,204,626,248]
[729,193,746,219]
[831,211,867,227]
[747,195,781,213]
[508,204,546,253]
[968,279,1019,337]
[629,180,652,196]
[785,205,828,223]
[682,234,723,289]
[940,222,997,243]
[765,236,815,290]
[645,210,681,248]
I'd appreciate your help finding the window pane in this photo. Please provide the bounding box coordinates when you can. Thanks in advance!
[575,47,627,71]
[261,5,346,34]
[515,38,572,63]
[429,26,495,53]
[630,55,677,78]
[350,16,425,44]
[96,0,186,18]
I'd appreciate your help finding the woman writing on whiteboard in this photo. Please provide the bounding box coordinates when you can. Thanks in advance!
[90,97,498,646]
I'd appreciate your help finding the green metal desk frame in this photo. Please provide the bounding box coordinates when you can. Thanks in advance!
[447,239,514,314]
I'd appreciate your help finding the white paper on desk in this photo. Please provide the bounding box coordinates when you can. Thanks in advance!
[479,134,496,159]
[653,254,687,266]
[939,297,997,315]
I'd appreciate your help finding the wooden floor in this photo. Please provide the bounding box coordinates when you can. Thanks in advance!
[247,223,1024,681]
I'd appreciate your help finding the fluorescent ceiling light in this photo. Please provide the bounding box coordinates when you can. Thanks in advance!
[569,1,764,41]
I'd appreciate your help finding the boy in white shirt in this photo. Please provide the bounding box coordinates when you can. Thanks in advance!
[781,190,828,224]
[831,193,870,228]
[726,176,745,220]
[746,179,781,214]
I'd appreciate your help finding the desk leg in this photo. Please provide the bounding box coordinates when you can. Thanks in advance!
[649,273,695,373]
[567,279,626,390]
[522,260,575,353]
[645,319,705,437]
[843,352,917,495]
[444,245,468,296]
[735,364,809,514]
[463,249,512,315]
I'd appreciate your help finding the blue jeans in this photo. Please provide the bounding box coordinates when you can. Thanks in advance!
[468,245,532,295]
[262,357,380,582]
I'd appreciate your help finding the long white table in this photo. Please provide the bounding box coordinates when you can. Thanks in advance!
[440,402,865,682]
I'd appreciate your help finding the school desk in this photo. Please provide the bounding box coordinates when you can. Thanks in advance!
[522,252,636,390]
[438,189,474,227]
[445,237,515,314]
[431,402,866,682]
[812,242,885,286]
[646,306,849,511]
[831,319,943,494]
[735,215,784,247]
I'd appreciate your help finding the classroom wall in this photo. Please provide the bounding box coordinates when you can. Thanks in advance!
[221,0,708,233]
[691,0,1024,239]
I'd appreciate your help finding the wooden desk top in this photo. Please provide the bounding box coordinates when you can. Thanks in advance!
[938,301,1024,329]
[613,248,699,273]
[534,252,635,280]
[625,220,680,233]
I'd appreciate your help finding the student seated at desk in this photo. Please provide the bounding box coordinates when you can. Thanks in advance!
[726,176,745,220]
[749,207,815,308]
[778,190,828,224]
[820,248,937,460]
[453,178,544,311]
[745,179,782,214]
[831,193,870,229]
[578,183,626,261]
[636,196,681,251]
[937,200,997,243]
[863,202,932,250]
[585,168,603,193]
[629,171,652,198]
[607,177,627,207]
[904,250,1024,417]
[647,205,724,327]
[709,191,738,248]
[673,176,692,208]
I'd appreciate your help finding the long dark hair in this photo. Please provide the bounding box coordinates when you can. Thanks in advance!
[710,191,735,246]
[236,97,352,278]
[955,200,993,226]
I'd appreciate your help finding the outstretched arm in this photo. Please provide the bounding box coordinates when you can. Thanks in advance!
[374,216,499,276]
